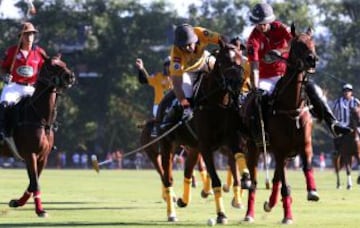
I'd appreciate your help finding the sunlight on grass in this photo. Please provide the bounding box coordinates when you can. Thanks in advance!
[1,169,360,227]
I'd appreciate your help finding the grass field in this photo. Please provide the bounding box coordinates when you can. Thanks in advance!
[0,168,360,228]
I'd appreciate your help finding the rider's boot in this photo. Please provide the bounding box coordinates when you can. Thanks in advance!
[0,102,8,144]
[305,81,352,137]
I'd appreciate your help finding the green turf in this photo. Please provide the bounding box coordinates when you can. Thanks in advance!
[0,168,360,227]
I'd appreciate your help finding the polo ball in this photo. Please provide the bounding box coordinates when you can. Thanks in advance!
[207,218,216,226]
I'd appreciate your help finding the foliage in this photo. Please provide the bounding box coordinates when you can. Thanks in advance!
[0,0,358,156]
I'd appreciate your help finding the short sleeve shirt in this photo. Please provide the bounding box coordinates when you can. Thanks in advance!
[169,27,220,77]
[147,72,173,105]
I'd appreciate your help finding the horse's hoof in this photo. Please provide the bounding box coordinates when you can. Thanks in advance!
[307,190,319,201]
[168,215,178,222]
[216,212,228,224]
[347,185,352,190]
[176,198,187,208]
[244,215,254,223]
[222,184,230,193]
[357,176,360,185]
[201,189,213,198]
[8,200,19,208]
[263,201,272,212]
[37,210,48,218]
[282,218,293,224]
[231,198,243,209]
[336,185,341,189]
[265,181,271,190]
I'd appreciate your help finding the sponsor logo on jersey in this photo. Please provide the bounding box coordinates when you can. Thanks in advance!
[16,66,34,77]
[174,62,181,70]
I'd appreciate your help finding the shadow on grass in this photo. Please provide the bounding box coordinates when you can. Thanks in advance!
[0,222,192,227]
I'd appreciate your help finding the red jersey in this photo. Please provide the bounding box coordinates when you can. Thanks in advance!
[1,45,45,84]
[247,21,292,78]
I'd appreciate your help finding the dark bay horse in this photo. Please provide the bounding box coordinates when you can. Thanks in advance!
[192,41,245,224]
[0,55,75,217]
[333,106,360,189]
[140,41,245,223]
[243,24,318,224]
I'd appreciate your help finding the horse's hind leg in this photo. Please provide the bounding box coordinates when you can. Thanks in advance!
[345,159,352,190]
[301,152,319,201]
[333,152,341,188]
[228,152,243,209]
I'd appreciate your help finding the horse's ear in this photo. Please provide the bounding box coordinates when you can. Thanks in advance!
[219,35,229,49]
[306,27,314,37]
[291,22,296,37]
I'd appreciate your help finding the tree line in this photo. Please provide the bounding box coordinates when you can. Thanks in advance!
[0,0,358,156]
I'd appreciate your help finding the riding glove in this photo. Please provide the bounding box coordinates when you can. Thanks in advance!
[2,73,12,84]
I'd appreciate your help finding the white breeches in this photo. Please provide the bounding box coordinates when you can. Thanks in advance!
[259,75,282,94]
[0,83,35,105]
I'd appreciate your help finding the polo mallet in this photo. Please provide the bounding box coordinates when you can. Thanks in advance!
[91,155,113,173]
[91,120,184,173]
[9,0,36,74]
[256,95,271,190]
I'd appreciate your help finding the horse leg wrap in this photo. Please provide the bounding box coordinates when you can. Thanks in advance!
[33,191,44,214]
[269,181,281,208]
[182,178,192,204]
[202,172,212,194]
[214,187,225,213]
[17,191,32,206]
[233,186,242,204]
[304,169,317,191]
[235,153,249,175]
[246,189,256,218]
[226,167,233,188]
[282,195,293,220]
[164,187,176,218]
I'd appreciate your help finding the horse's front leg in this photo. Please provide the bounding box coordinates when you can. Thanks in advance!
[160,141,177,222]
[279,161,293,224]
[9,153,47,217]
[177,147,199,208]
[200,148,227,224]
[244,142,259,223]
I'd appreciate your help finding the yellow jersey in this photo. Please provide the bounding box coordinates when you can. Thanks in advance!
[169,27,221,77]
[147,72,173,105]
[241,56,251,93]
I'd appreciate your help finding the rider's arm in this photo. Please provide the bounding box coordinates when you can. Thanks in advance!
[138,68,149,84]
[171,75,190,108]
[250,61,260,89]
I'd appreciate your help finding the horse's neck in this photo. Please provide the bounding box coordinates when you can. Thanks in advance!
[30,85,57,122]
[275,68,305,109]
[202,70,226,105]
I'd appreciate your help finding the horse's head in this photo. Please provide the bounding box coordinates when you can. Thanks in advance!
[38,54,76,90]
[350,106,360,128]
[289,23,318,74]
[212,40,244,102]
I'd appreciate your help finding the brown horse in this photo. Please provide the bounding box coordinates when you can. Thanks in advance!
[333,106,360,189]
[243,24,319,224]
[0,55,75,217]
[140,41,245,223]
